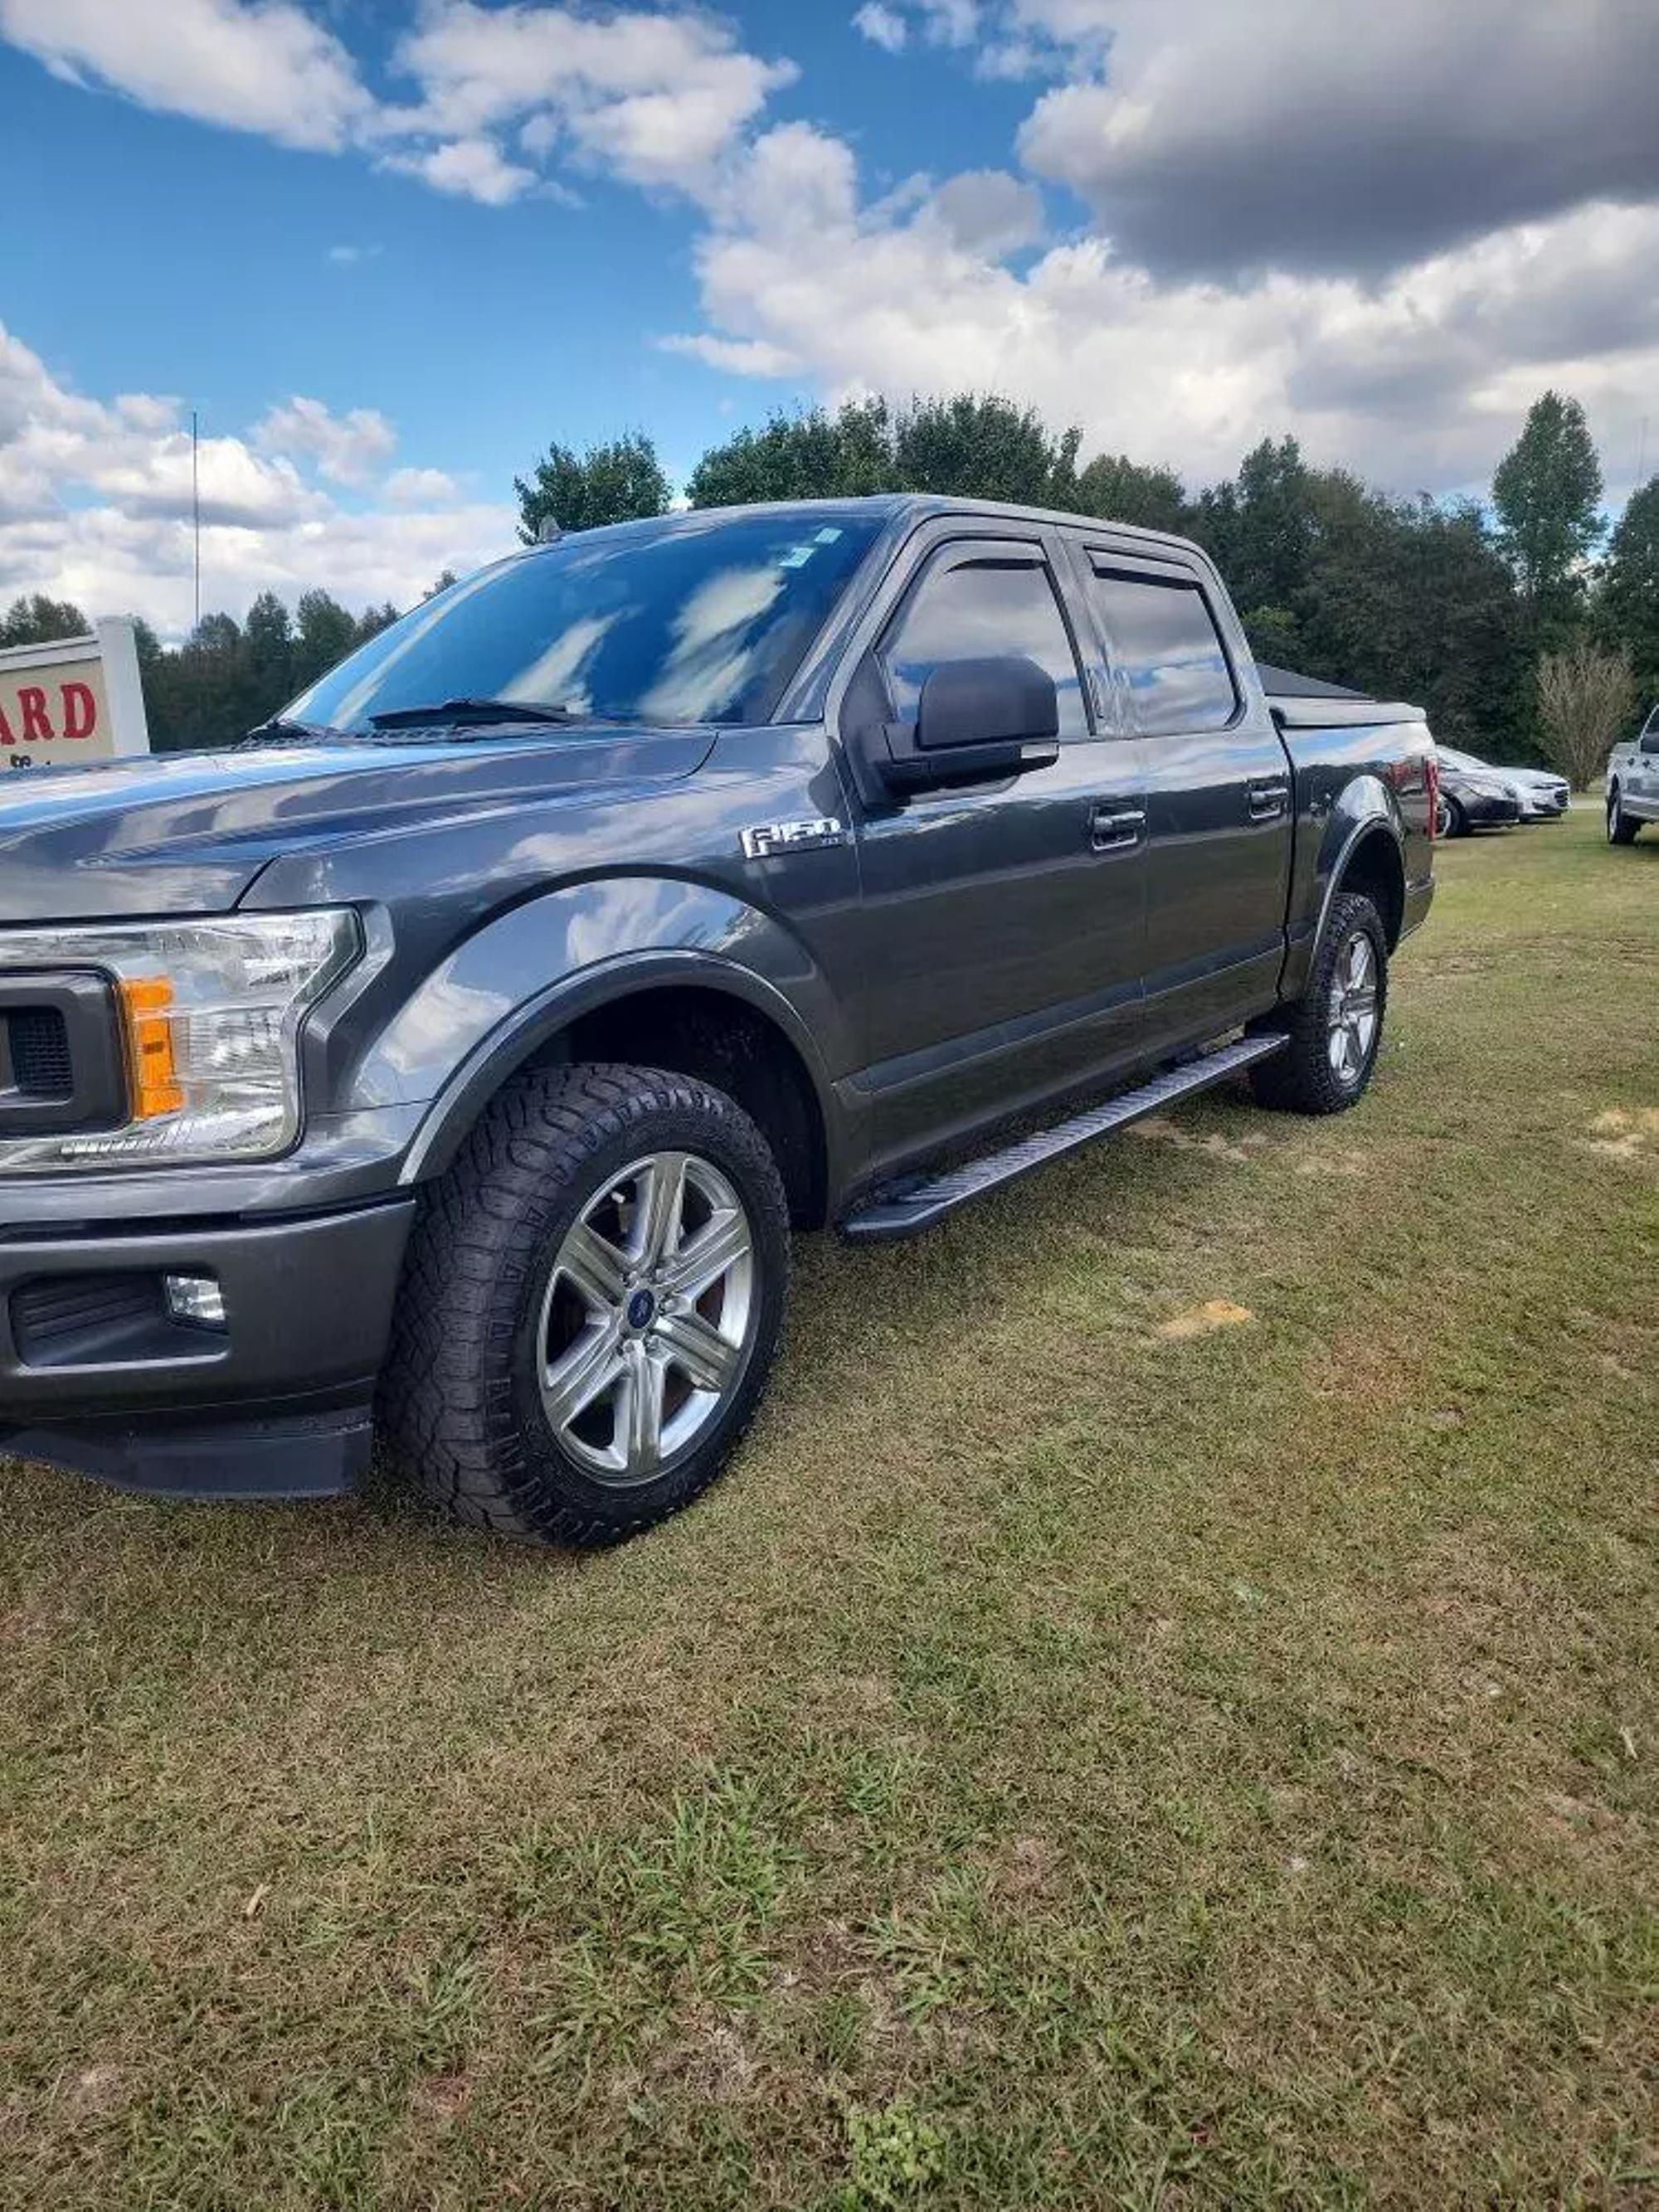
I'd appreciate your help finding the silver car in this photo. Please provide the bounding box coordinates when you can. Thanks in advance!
[1438,746,1569,822]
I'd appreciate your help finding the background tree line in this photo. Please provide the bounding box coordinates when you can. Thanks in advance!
[6,387,1653,772]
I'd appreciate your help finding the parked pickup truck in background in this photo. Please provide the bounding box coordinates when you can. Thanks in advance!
[1607,705,1659,844]
[0,498,1435,1544]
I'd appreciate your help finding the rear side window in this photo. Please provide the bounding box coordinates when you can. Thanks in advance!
[1087,568,1238,736]
[879,555,1087,737]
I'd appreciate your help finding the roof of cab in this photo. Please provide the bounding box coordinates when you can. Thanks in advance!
[515,493,1198,560]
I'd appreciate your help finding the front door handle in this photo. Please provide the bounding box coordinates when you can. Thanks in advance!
[1089,800,1146,852]
[1248,777,1290,821]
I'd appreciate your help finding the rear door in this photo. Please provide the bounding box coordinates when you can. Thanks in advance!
[837,526,1148,1169]
[1073,549,1293,1049]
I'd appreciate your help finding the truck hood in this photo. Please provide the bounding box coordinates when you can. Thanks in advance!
[0,728,715,924]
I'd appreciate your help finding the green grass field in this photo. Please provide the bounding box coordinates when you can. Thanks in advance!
[2,807,1655,2210]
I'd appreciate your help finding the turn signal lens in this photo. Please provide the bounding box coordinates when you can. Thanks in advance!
[119,977,184,1119]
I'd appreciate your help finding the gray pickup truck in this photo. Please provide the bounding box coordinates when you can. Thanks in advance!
[0,497,1434,1544]
[1606,705,1659,843]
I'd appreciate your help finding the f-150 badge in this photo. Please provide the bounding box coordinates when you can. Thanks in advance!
[740,816,845,859]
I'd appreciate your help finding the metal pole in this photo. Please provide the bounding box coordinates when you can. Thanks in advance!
[192,409,201,632]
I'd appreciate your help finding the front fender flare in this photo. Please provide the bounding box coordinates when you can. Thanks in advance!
[338,878,849,1185]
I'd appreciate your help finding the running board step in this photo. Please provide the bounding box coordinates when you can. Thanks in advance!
[839,1033,1289,1244]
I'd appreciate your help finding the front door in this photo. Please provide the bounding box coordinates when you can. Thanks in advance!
[1635,712,1659,814]
[1075,552,1294,1049]
[841,532,1149,1174]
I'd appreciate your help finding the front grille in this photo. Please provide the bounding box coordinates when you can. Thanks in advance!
[7,1008,74,1100]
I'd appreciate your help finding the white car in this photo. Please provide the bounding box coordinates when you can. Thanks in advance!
[1437,746,1569,822]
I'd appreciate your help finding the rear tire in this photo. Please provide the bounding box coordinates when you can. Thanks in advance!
[1249,892,1388,1116]
[1608,787,1637,844]
[382,1063,790,1547]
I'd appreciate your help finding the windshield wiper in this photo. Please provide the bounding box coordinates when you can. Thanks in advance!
[240,714,347,747]
[366,696,583,730]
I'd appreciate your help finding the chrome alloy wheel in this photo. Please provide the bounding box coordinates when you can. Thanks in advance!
[1326,929,1379,1086]
[537,1151,757,1485]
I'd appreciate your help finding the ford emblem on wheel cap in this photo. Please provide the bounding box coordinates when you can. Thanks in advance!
[626,1288,656,1331]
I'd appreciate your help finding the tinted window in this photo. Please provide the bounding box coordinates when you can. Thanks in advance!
[879,556,1087,737]
[1087,570,1237,736]
[287,512,882,732]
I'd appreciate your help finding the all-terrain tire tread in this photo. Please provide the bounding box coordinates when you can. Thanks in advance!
[1248,891,1388,1116]
[380,1062,789,1547]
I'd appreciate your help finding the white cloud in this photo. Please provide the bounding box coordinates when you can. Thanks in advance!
[658,333,801,378]
[387,2,796,202]
[852,5,907,55]
[326,243,381,266]
[253,397,397,487]
[384,466,463,507]
[380,134,538,206]
[0,0,372,153]
[927,169,1043,259]
[0,324,512,637]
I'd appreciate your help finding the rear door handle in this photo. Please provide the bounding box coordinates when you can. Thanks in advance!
[1089,800,1146,852]
[1248,778,1290,820]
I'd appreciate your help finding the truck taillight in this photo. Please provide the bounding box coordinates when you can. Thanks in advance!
[1425,752,1440,839]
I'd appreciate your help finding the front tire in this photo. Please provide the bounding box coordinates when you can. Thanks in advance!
[1249,892,1388,1116]
[1437,795,1468,839]
[1608,787,1637,845]
[382,1063,790,1546]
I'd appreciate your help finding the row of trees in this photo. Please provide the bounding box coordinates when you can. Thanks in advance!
[520,390,1658,774]
[6,388,1652,771]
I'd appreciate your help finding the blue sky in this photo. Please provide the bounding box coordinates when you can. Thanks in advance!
[2,2,1656,635]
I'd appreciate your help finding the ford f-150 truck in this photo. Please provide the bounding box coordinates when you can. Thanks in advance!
[1606,704,1659,843]
[0,497,1435,1544]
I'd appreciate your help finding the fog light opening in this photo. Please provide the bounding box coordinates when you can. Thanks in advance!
[163,1272,227,1332]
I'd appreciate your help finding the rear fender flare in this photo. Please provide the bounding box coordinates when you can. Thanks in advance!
[1287,779,1406,995]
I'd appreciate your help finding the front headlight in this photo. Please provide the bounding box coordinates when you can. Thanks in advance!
[0,910,359,1171]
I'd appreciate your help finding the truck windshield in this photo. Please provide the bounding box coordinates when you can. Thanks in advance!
[285,512,881,734]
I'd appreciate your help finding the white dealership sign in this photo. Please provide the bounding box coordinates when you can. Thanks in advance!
[0,619,149,772]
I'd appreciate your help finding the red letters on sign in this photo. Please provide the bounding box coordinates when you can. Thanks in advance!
[61,682,96,740]
[17,687,52,742]
[0,679,100,745]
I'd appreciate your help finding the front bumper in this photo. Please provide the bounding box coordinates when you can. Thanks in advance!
[1462,790,1522,826]
[0,1198,414,1499]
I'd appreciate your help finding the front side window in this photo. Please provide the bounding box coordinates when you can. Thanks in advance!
[878,554,1088,737]
[286,512,883,733]
[1087,568,1238,737]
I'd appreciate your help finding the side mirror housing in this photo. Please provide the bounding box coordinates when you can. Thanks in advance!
[874,655,1061,795]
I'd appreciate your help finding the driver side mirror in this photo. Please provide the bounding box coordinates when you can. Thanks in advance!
[874,654,1061,795]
